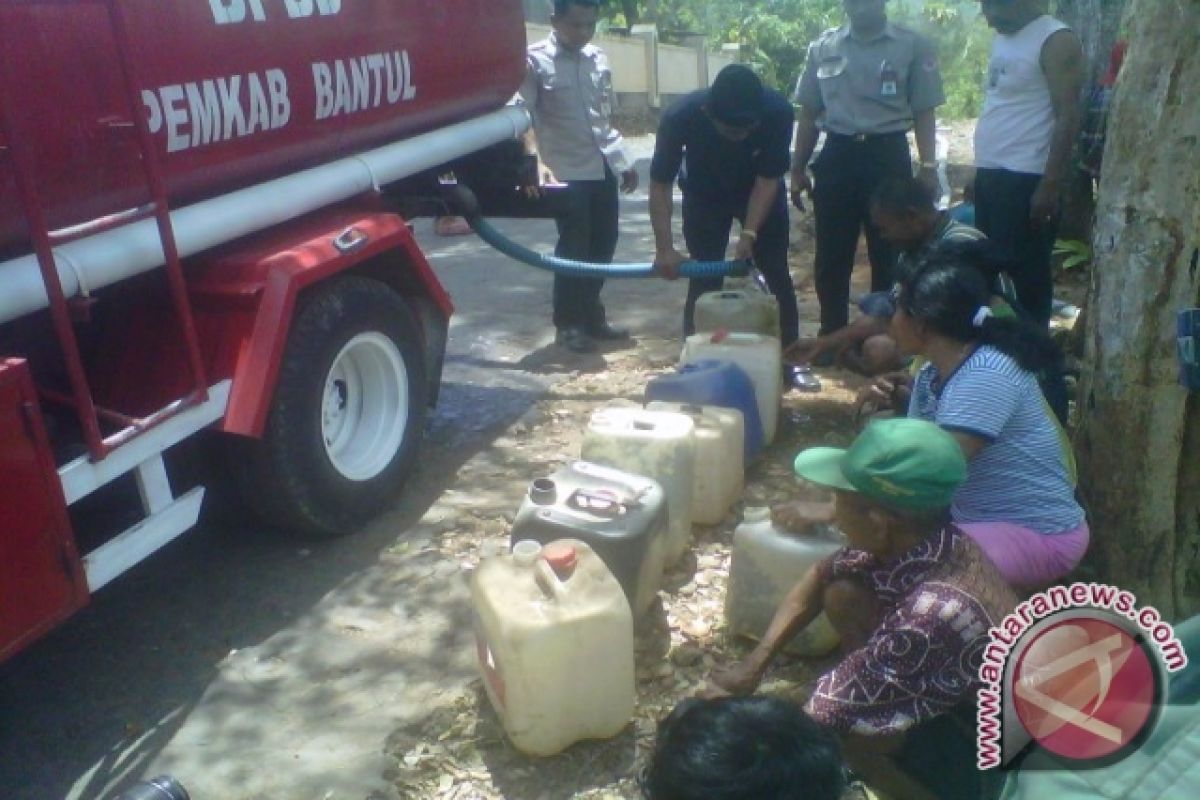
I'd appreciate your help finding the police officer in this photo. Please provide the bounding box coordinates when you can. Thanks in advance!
[792,0,945,340]
[519,0,639,353]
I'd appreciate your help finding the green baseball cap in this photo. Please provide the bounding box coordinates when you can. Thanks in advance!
[793,418,967,511]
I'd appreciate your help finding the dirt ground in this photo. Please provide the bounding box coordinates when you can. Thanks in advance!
[380,223,880,800]
[380,203,1087,799]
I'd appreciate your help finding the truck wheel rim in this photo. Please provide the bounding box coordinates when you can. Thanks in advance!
[321,332,409,481]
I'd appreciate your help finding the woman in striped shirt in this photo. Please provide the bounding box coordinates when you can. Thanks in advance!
[868,251,1087,589]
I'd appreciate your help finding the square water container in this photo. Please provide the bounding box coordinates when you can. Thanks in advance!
[511,460,669,615]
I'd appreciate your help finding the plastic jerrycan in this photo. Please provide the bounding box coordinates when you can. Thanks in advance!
[644,402,744,525]
[581,408,695,566]
[694,289,780,338]
[681,331,782,445]
[471,540,635,757]
[645,359,763,459]
[725,507,846,656]
[510,461,669,615]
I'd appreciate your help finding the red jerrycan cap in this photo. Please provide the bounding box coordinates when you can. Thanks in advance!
[710,327,730,343]
[542,542,579,578]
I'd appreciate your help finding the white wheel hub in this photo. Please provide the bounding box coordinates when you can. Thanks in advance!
[320,332,409,481]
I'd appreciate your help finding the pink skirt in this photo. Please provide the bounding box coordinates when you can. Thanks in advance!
[957,520,1090,589]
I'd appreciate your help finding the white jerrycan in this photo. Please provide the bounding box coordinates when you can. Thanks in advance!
[471,539,634,756]
[581,407,696,565]
[681,331,782,445]
[644,401,744,524]
[694,288,780,338]
[725,507,846,656]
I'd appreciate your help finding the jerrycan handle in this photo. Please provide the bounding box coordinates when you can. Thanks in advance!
[567,488,624,517]
[535,542,577,602]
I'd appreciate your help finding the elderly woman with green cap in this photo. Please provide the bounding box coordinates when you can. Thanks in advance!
[707,418,1017,799]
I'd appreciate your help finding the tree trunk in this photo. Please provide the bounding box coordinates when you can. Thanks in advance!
[1054,0,1128,241]
[1076,0,1200,619]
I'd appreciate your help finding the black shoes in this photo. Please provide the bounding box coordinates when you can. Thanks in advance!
[586,321,630,341]
[555,326,597,353]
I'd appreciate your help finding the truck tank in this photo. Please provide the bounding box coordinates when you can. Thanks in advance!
[0,0,527,255]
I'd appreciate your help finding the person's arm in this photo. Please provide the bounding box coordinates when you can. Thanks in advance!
[790,44,824,206]
[790,105,821,204]
[706,558,827,695]
[516,58,552,198]
[786,315,891,365]
[908,33,945,195]
[734,177,781,260]
[948,431,988,460]
[649,106,687,278]
[934,359,1019,459]
[866,370,915,412]
[1031,29,1086,224]
[649,179,685,278]
[913,107,939,194]
[590,51,639,194]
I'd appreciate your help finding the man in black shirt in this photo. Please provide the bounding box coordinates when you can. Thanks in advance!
[649,65,800,345]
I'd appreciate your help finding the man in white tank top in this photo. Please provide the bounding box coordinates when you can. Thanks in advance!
[973,0,1085,326]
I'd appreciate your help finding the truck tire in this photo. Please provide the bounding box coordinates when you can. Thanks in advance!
[236,276,427,536]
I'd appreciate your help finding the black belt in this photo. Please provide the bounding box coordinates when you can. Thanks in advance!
[826,131,908,143]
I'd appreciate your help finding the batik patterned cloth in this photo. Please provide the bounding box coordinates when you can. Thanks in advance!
[805,525,1018,735]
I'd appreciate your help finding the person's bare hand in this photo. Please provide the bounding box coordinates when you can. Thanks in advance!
[522,162,558,199]
[707,658,766,697]
[620,169,639,194]
[654,247,687,281]
[1029,178,1060,228]
[789,171,813,211]
[867,370,913,410]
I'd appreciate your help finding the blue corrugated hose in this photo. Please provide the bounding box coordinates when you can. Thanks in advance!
[468,215,751,280]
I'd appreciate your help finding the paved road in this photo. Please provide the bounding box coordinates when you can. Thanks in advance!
[0,189,694,800]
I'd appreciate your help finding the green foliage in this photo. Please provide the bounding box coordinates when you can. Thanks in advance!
[603,0,992,120]
[894,1,992,120]
[1053,238,1093,271]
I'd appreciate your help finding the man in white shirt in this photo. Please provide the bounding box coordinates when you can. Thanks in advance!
[973,0,1085,326]
[518,0,638,353]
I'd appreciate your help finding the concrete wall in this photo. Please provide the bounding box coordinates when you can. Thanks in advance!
[525,23,736,104]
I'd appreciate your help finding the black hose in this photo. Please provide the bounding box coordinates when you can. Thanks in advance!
[445,185,751,280]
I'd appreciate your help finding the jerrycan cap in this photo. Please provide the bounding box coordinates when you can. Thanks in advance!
[512,540,542,566]
[742,506,771,523]
[529,477,557,505]
[542,542,578,578]
[710,327,730,343]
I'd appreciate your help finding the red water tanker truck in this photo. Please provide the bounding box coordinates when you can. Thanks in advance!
[0,0,538,661]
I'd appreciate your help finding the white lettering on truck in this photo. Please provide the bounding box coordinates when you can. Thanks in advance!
[209,0,341,25]
[142,69,291,153]
[313,50,416,121]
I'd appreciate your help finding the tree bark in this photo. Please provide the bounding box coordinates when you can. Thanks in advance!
[1054,0,1128,241]
[1076,0,1200,618]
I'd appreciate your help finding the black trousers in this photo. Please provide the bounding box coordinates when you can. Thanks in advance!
[974,167,1056,326]
[811,132,912,333]
[681,188,799,346]
[553,167,619,330]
